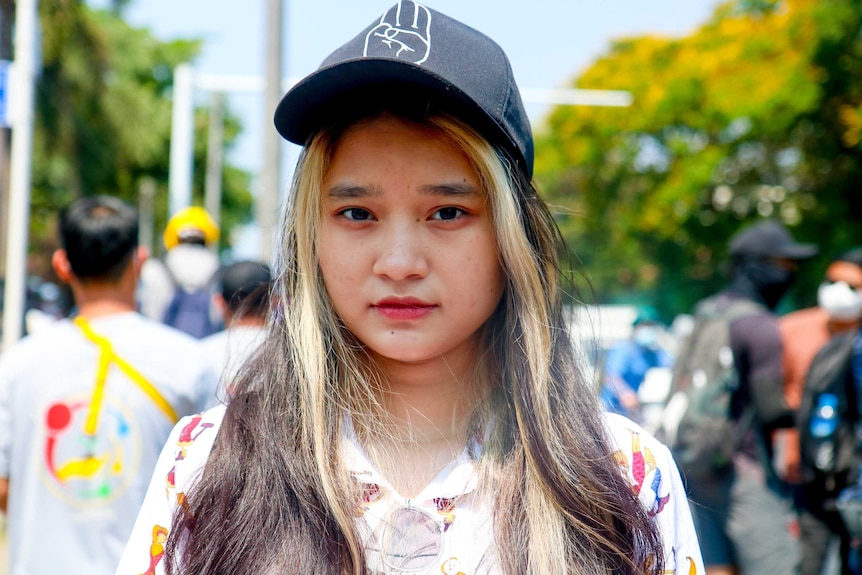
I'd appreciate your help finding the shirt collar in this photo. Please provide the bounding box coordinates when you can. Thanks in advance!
[340,417,481,504]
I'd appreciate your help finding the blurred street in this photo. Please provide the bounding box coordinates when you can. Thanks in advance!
[0,516,7,574]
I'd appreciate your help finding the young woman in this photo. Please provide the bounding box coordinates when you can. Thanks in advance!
[116,3,703,574]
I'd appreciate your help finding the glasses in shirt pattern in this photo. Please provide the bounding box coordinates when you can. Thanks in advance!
[380,505,444,573]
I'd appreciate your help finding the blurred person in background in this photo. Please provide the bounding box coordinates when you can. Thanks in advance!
[666,312,696,358]
[0,196,219,575]
[600,305,673,425]
[201,260,272,395]
[137,206,222,338]
[686,220,817,575]
[780,248,862,575]
[778,248,862,482]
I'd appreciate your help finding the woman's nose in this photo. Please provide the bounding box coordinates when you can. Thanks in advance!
[371,222,429,281]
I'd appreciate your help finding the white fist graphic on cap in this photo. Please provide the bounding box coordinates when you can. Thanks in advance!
[364,1,432,64]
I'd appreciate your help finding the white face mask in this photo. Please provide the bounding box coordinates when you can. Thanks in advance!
[633,325,660,349]
[817,280,862,321]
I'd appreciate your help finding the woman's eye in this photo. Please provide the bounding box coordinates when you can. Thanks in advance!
[340,208,373,221]
[431,207,464,221]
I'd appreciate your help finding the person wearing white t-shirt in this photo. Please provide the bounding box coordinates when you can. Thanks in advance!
[0,196,219,575]
[201,260,272,394]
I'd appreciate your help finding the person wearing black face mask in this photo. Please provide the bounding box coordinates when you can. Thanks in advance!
[685,220,817,575]
[729,256,800,310]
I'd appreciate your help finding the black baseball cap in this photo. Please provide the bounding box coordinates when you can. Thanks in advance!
[728,220,818,260]
[273,1,534,178]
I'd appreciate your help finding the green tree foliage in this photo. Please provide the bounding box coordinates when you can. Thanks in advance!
[536,0,862,318]
[28,0,253,272]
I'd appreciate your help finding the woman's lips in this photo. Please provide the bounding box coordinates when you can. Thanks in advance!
[372,297,437,320]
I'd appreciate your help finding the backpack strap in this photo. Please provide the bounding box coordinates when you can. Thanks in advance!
[73,317,179,435]
[161,258,187,294]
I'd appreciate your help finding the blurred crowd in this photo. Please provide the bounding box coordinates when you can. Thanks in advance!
[600,221,862,575]
[0,198,271,575]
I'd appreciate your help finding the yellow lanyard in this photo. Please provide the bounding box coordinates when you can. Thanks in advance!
[73,316,179,435]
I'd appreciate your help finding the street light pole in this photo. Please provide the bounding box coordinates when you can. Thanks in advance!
[204,91,225,244]
[2,0,38,351]
[258,0,283,263]
[168,63,194,218]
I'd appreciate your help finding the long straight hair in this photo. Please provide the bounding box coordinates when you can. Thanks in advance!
[165,107,664,575]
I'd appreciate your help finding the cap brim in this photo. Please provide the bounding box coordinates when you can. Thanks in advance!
[274,58,515,161]
[777,244,819,260]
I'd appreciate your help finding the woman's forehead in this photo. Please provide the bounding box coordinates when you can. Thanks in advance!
[321,115,486,192]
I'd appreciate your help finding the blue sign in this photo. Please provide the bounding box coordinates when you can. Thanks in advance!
[0,60,11,128]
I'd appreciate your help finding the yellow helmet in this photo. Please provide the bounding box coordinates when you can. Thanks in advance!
[163,206,220,250]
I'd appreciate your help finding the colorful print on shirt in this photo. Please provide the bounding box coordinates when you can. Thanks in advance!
[356,481,469,575]
[41,392,141,506]
[141,525,168,575]
[136,413,215,575]
[613,430,671,517]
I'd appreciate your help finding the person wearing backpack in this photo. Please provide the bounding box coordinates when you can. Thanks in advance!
[676,220,817,575]
[778,250,862,486]
[137,206,223,338]
[783,249,862,575]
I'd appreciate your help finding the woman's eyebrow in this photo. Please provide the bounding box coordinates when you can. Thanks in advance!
[326,182,479,199]
[419,182,479,197]
[326,184,382,200]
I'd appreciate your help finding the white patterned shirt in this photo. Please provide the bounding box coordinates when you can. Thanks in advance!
[114,406,704,574]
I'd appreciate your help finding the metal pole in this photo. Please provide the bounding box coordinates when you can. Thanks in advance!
[257,0,283,262]
[2,0,38,350]
[138,177,156,255]
[204,91,225,244]
[168,63,194,218]
[0,0,14,280]
[519,88,633,107]
[0,125,9,280]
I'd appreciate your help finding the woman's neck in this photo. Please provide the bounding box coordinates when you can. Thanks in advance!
[378,356,478,440]
[365,356,484,497]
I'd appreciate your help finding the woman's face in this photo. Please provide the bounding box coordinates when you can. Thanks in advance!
[318,115,505,370]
